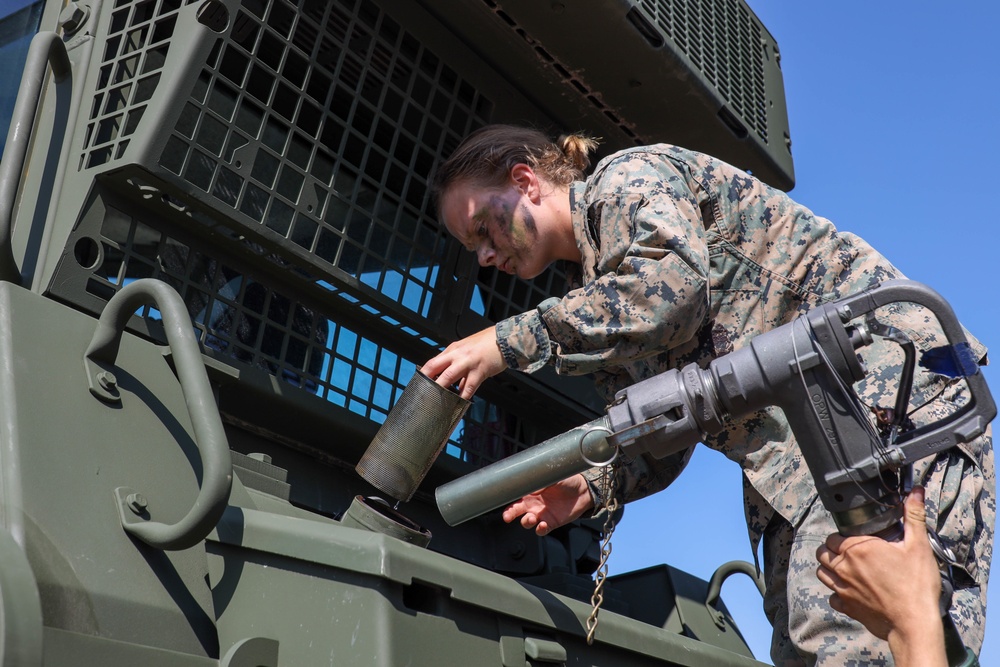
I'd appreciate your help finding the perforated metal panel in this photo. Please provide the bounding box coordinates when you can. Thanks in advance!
[470,258,571,325]
[81,0,197,168]
[638,0,768,141]
[154,0,491,324]
[426,0,793,188]
[82,199,534,466]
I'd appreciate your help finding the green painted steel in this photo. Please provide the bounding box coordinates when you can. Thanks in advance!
[0,0,791,664]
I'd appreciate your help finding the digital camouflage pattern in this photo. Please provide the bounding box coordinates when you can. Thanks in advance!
[493,145,994,665]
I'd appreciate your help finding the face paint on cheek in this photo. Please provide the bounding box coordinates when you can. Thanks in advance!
[486,194,517,242]
[519,203,537,235]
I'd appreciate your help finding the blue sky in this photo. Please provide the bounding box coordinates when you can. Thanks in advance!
[609,3,999,663]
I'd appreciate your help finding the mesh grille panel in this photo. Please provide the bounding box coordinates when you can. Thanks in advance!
[639,0,767,141]
[156,0,493,323]
[471,263,571,324]
[81,0,195,168]
[86,203,531,466]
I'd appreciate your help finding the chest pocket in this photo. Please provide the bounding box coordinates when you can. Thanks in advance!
[696,248,765,361]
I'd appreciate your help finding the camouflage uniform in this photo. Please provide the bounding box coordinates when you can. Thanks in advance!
[494,145,994,665]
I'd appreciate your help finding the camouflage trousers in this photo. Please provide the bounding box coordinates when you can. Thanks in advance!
[761,421,994,666]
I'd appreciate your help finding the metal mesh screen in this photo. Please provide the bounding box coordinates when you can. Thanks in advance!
[85,202,533,466]
[81,0,196,168]
[51,0,599,473]
[470,263,571,324]
[638,0,768,141]
[155,0,492,324]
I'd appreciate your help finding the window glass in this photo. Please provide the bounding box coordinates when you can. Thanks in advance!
[0,0,45,161]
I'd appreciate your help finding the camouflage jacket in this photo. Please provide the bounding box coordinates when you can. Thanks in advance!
[495,144,989,553]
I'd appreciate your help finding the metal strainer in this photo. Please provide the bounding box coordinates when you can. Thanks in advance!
[355,369,470,502]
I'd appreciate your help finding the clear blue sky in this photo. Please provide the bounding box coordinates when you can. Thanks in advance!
[610,3,999,663]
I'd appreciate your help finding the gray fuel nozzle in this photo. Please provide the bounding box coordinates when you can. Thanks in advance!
[435,280,995,538]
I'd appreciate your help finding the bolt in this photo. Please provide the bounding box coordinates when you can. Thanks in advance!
[838,305,853,323]
[60,2,90,35]
[126,493,147,514]
[97,371,118,391]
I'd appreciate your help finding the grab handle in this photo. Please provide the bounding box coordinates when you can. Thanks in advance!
[0,32,71,285]
[86,279,232,550]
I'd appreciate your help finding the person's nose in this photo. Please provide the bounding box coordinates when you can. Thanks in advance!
[476,243,497,267]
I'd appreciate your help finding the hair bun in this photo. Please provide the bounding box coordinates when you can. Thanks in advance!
[558,133,599,173]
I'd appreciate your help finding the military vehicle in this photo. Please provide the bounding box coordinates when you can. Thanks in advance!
[0,0,796,664]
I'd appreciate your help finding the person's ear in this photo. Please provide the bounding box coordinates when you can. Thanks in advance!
[510,164,540,202]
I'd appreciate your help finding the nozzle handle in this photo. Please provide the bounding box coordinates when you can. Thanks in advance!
[835,280,995,462]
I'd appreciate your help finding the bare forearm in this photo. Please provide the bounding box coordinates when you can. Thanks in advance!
[886,609,947,667]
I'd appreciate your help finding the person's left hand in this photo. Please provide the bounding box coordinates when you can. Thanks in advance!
[501,474,595,536]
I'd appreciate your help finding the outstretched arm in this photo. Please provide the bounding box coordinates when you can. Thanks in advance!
[815,486,946,667]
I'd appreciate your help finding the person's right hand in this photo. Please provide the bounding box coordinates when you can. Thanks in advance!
[816,486,946,667]
[501,474,595,536]
[422,326,506,400]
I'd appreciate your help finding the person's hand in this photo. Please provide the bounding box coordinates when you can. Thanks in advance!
[501,474,595,536]
[816,487,946,666]
[422,326,506,400]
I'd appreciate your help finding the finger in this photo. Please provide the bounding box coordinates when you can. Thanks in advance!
[502,502,526,523]
[815,543,835,567]
[828,592,845,615]
[815,564,839,592]
[434,365,472,396]
[448,367,480,400]
[520,512,539,530]
[824,532,848,555]
[459,378,478,401]
[903,485,928,542]
[420,357,443,379]
[535,520,550,537]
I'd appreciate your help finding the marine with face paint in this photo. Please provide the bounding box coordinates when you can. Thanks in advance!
[421,124,993,667]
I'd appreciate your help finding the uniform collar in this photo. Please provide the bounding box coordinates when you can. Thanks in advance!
[569,181,600,287]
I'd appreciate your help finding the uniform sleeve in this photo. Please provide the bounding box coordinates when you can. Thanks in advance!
[497,154,711,375]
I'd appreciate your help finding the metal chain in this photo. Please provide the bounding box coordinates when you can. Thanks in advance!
[586,459,620,645]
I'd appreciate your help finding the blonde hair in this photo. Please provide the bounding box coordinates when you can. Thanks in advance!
[431,125,598,202]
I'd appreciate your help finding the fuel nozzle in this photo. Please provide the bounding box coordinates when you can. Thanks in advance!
[435,280,994,539]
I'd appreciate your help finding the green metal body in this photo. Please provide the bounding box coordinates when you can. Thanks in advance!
[0,0,792,664]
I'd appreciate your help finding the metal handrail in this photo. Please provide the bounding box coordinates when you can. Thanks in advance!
[704,560,766,629]
[0,32,71,285]
[85,279,232,550]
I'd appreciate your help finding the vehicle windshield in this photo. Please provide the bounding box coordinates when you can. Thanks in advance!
[0,0,45,162]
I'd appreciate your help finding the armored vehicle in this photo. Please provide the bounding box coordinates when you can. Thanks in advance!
[0,0,793,664]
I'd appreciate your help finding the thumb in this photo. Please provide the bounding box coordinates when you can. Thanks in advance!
[903,485,929,545]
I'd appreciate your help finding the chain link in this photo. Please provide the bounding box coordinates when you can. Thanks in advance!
[586,459,620,645]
